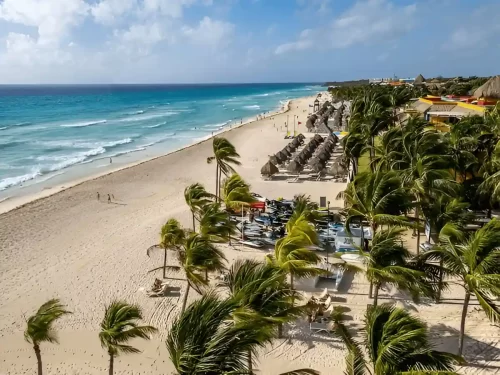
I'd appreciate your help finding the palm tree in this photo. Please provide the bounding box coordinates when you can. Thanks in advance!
[269,215,324,289]
[340,227,438,302]
[197,202,236,243]
[173,232,227,313]
[147,218,185,279]
[220,173,255,212]
[287,194,320,231]
[184,183,213,231]
[421,219,500,356]
[333,304,462,374]
[207,137,241,200]
[24,299,72,375]
[221,259,305,370]
[341,170,411,238]
[99,301,157,375]
[167,293,318,375]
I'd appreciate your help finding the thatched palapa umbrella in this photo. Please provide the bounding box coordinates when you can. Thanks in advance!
[270,155,280,165]
[281,147,291,157]
[285,144,296,153]
[317,151,331,162]
[276,150,288,162]
[330,162,346,176]
[474,75,500,99]
[312,162,326,173]
[414,74,425,85]
[287,160,303,173]
[261,161,279,177]
[313,134,324,143]
[291,137,301,147]
[297,133,305,140]
[308,157,321,167]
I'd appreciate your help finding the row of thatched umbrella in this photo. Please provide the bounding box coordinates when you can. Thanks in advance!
[306,134,338,172]
[262,134,306,176]
[286,134,325,173]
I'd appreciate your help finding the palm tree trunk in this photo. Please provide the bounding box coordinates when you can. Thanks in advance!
[108,353,114,375]
[290,273,294,289]
[248,349,253,374]
[163,249,167,279]
[437,259,444,303]
[458,291,471,356]
[218,165,222,201]
[181,283,191,313]
[373,284,380,307]
[34,344,43,375]
[205,269,208,281]
[215,164,219,201]
[368,282,373,298]
[192,212,196,231]
[415,205,420,254]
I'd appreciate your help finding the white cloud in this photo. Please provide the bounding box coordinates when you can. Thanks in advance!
[182,16,234,47]
[331,0,416,48]
[0,0,89,45]
[276,0,416,54]
[91,0,137,25]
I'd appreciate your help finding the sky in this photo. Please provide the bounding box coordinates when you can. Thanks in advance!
[0,0,499,84]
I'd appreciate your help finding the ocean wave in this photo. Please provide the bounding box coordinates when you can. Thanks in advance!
[36,138,133,150]
[116,112,179,123]
[143,121,167,129]
[0,170,42,191]
[12,122,31,127]
[243,105,260,110]
[0,127,7,130]
[128,110,145,115]
[202,121,231,130]
[60,119,107,128]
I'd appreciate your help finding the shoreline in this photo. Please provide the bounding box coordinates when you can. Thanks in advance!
[0,97,300,215]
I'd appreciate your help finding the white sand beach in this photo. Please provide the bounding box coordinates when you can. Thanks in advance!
[0,95,499,374]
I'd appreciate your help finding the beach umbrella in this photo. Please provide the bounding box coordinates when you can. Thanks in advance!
[291,138,301,147]
[276,150,288,162]
[297,133,305,140]
[308,157,321,167]
[300,149,312,159]
[281,147,291,157]
[287,160,303,173]
[270,155,280,165]
[295,154,308,165]
[313,134,324,143]
[285,144,296,153]
[330,162,346,176]
[312,162,326,173]
[318,151,331,162]
[261,161,279,176]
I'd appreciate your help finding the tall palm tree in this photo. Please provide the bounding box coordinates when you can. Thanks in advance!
[184,183,213,231]
[99,301,157,375]
[207,137,241,200]
[147,218,185,279]
[197,202,236,243]
[268,215,324,289]
[172,232,227,313]
[421,219,500,356]
[167,293,318,375]
[220,173,255,212]
[221,259,305,370]
[287,194,320,232]
[341,170,411,237]
[333,304,462,374]
[340,227,438,302]
[24,299,72,375]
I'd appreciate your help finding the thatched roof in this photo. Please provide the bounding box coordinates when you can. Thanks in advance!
[474,75,500,99]
[291,138,301,147]
[281,147,291,157]
[330,162,346,176]
[317,151,331,162]
[308,157,321,167]
[414,74,425,85]
[313,134,324,143]
[287,160,303,173]
[312,162,326,173]
[276,151,288,162]
[261,161,279,176]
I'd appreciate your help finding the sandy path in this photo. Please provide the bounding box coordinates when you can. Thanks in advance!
[1,95,499,374]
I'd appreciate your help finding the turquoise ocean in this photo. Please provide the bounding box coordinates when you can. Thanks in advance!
[0,83,320,200]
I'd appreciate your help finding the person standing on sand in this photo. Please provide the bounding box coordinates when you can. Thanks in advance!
[97,192,100,201]
[110,158,112,164]
[107,194,111,204]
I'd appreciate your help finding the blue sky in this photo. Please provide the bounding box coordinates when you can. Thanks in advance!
[0,0,498,84]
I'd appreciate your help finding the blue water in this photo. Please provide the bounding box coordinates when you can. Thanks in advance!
[0,83,320,195]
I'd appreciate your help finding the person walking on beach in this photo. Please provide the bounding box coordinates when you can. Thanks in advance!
[97,192,100,201]
[107,194,111,204]
[110,158,112,164]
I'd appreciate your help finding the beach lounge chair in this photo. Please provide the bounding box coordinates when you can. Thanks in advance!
[323,295,332,309]
[287,176,299,183]
[147,282,170,297]
[309,321,330,334]
[322,304,334,319]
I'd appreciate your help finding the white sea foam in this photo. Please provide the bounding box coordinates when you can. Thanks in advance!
[143,121,167,129]
[0,170,43,191]
[116,112,178,123]
[60,119,107,128]
[0,127,7,130]
[37,138,133,150]
[243,105,260,110]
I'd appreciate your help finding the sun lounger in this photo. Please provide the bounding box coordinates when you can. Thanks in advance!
[323,295,332,308]
[147,282,170,297]
[287,176,299,183]
[310,321,330,334]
